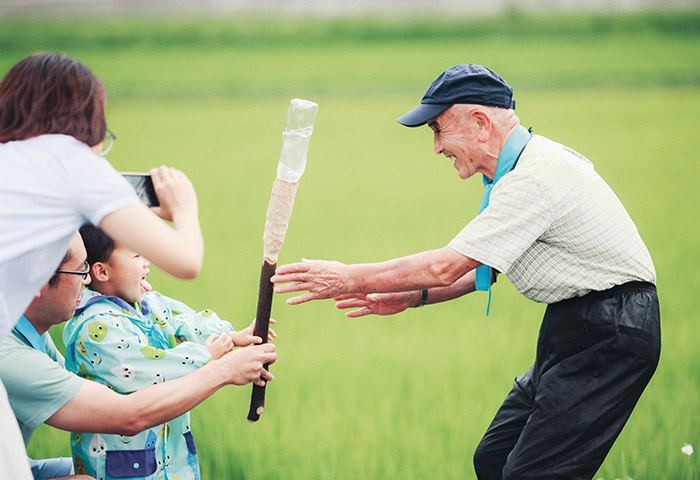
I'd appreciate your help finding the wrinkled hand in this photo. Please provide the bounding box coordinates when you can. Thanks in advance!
[229,318,277,347]
[204,333,234,360]
[149,166,198,221]
[334,292,415,318]
[272,259,349,305]
[221,344,277,387]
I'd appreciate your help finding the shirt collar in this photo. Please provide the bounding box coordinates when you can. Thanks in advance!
[76,290,151,319]
[483,125,532,187]
[14,315,47,354]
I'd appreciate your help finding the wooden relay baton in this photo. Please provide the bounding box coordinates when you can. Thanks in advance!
[248,98,318,423]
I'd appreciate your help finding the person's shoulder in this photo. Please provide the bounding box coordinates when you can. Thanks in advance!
[0,330,59,375]
[66,295,135,337]
[77,291,129,315]
[146,290,192,316]
[77,303,137,327]
[30,134,119,180]
[0,328,30,354]
[2,135,92,175]
[525,135,593,165]
[42,332,61,356]
[516,135,594,181]
[522,134,565,160]
[25,134,118,182]
[144,290,169,302]
[29,134,91,157]
[1,328,25,344]
[144,290,173,314]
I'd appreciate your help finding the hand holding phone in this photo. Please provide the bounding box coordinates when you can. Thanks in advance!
[147,167,199,223]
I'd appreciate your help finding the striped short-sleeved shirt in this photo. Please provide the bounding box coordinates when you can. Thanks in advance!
[448,134,655,304]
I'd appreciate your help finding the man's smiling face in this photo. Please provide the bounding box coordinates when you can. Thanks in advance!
[428,106,482,180]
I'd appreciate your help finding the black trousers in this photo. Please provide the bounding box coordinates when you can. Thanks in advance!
[473,281,660,480]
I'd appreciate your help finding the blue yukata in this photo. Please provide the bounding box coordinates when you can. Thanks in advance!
[63,288,234,480]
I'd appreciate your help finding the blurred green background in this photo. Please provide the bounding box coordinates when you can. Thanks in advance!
[2,10,699,479]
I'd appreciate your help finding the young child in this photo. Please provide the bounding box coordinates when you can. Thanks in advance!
[63,224,273,480]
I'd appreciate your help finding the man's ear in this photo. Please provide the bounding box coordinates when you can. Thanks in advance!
[34,286,47,299]
[472,109,492,142]
[91,262,109,282]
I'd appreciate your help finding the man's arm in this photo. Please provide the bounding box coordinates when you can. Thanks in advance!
[272,246,480,305]
[334,269,481,317]
[46,344,276,436]
[421,268,483,304]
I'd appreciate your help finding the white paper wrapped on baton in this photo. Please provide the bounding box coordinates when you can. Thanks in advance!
[248,99,318,423]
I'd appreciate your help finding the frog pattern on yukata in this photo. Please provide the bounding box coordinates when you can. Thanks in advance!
[63,288,234,480]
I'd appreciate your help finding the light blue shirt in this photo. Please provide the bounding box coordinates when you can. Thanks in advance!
[14,315,47,354]
[0,325,83,446]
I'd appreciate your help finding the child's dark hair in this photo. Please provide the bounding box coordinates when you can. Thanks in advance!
[79,223,116,267]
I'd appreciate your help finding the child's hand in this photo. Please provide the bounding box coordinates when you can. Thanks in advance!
[205,333,234,360]
[228,318,277,347]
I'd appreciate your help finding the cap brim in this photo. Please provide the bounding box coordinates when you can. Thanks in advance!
[396,103,452,127]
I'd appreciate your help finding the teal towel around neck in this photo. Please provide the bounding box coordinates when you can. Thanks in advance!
[474,125,532,315]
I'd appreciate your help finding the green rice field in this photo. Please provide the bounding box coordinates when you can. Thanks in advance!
[2,11,699,479]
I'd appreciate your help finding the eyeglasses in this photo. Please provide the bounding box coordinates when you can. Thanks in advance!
[55,261,91,280]
[100,129,116,156]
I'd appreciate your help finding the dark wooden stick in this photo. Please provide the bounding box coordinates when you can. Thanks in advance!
[247,259,276,422]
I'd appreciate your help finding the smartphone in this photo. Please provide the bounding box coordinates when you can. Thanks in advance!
[121,173,160,207]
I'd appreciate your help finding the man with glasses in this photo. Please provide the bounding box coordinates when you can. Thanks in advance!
[0,233,276,480]
[6,234,92,479]
[0,53,224,480]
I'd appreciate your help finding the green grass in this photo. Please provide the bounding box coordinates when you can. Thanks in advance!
[5,11,699,479]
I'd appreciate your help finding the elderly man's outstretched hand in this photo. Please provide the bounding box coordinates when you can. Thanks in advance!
[334,292,416,318]
[272,259,350,305]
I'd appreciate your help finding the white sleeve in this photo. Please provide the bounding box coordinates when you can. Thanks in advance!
[69,143,140,225]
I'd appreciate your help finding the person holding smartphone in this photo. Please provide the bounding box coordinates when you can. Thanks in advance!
[0,53,214,478]
[0,233,275,480]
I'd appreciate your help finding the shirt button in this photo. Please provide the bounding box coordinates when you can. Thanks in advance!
[133,462,140,469]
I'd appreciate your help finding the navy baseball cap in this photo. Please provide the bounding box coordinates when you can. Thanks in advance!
[397,64,515,127]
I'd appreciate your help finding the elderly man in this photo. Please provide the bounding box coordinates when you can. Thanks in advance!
[0,233,276,480]
[271,64,660,479]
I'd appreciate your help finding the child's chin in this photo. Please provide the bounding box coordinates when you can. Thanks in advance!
[126,292,145,303]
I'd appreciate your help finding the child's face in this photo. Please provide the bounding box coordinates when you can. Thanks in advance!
[104,245,151,303]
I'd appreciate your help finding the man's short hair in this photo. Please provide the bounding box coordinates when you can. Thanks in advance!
[79,223,116,269]
[48,250,73,288]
